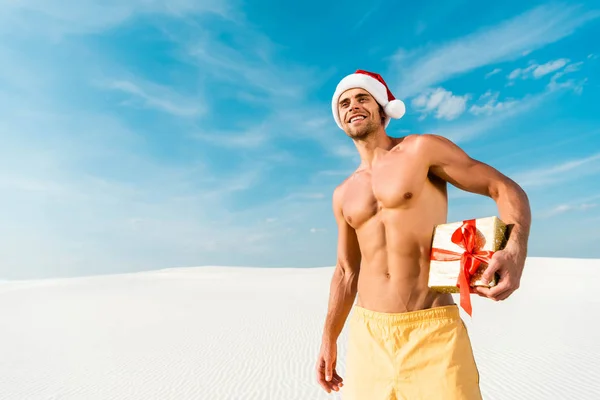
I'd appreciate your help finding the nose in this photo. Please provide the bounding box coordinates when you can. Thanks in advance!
[347,99,361,112]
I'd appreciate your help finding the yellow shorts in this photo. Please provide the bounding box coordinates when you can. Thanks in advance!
[342,305,482,400]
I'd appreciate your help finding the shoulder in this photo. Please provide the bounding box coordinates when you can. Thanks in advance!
[402,133,455,148]
[331,168,360,212]
[332,172,353,202]
[386,133,451,151]
[398,134,463,158]
[331,180,348,218]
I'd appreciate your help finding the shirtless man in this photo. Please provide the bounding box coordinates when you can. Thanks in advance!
[316,70,531,399]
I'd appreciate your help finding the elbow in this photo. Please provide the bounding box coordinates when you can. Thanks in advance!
[490,177,529,203]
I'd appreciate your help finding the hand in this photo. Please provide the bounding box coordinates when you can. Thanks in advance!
[315,341,344,393]
[474,248,525,301]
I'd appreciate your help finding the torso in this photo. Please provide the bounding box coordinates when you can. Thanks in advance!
[339,135,454,313]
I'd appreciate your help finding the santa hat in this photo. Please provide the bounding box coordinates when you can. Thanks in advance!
[331,70,405,130]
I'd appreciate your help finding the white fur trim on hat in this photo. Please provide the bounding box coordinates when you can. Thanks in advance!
[331,70,405,130]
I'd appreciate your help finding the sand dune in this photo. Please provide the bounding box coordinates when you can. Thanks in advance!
[1,257,599,399]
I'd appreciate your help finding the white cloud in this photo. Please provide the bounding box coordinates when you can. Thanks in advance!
[101,79,204,117]
[540,194,600,218]
[184,29,325,103]
[0,1,344,279]
[533,58,570,78]
[547,76,587,94]
[547,61,586,94]
[505,57,586,93]
[511,153,600,188]
[429,90,550,143]
[507,63,538,80]
[508,58,570,80]
[0,0,236,37]
[469,91,520,116]
[285,193,327,201]
[508,69,522,80]
[390,4,599,97]
[551,203,597,215]
[485,68,502,78]
[191,126,269,149]
[412,88,470,120]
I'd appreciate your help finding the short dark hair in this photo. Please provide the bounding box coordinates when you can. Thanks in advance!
[378,104,385,124]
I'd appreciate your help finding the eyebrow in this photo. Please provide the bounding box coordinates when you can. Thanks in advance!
[339,93,370,105]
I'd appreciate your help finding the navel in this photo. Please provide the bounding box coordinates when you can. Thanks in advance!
[403,192,413,200]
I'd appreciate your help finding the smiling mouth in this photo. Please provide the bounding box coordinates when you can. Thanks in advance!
[349,116,366,123]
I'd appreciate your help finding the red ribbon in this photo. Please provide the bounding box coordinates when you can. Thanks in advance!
[430,219,495,316]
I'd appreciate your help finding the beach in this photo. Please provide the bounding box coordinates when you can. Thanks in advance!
[1,257,599,399]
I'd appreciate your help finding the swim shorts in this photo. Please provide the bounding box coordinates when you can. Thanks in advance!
[342,305,482,400]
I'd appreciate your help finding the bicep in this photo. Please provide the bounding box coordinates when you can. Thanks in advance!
[332,190,361,273]
[424,135,508,198]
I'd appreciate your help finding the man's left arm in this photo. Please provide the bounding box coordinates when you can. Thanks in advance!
[418,134,532,301]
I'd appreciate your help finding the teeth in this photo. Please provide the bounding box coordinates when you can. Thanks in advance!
[350,116,365,123]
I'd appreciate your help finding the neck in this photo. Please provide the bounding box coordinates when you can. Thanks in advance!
[353,129,394,168]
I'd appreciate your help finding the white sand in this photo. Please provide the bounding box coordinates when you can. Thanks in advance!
[1,257,599,399]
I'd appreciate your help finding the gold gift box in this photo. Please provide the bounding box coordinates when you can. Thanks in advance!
[428,216,509,293]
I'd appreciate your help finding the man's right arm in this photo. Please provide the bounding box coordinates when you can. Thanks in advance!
[321,186,362,344]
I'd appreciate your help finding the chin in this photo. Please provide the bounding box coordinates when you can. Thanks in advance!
[347,126,374,139]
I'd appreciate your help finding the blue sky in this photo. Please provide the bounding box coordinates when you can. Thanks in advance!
[1,1,599,279]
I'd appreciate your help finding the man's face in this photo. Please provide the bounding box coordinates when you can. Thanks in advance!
[337,88,384,139]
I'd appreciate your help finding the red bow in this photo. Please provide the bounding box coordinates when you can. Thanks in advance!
[430,219,495,316]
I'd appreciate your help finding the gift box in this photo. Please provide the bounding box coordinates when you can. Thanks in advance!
[428,216,509,316]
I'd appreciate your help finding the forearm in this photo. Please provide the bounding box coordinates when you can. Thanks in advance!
[493,179,531,261]
[321,266,359,344]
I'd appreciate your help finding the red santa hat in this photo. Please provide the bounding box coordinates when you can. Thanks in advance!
[331,69,405,130]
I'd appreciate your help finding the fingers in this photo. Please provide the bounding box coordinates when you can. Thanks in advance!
[474,274,515,301]
[474,285,510,301]
[325,360,333,382]
[480,253,502,285]
[316,359,343,393]
[329,374,344,392]
[316,371,343,392]
[316,360,330,392]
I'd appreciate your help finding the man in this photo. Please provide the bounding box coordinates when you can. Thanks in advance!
[315,70,531,399]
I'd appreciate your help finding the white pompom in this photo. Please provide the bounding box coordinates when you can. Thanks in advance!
[384,99,406,119]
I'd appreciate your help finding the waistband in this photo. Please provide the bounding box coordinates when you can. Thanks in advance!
[352,304,460,326]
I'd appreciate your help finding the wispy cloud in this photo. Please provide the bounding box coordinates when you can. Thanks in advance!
[101,79,204,117]
[469,91,520,116]
[485,68,502,79]
[183,25,324,104]
[429,90,549,143]
[532,58,570,78]
[0,0,236,37]
[412,88,470,120]
[191,129,268,149]
[539,194,600,219]
[542,203,597,218]
[508,58,570,80]
[390,4,600,97]
[511,153,600,188]
[547,61,587,94]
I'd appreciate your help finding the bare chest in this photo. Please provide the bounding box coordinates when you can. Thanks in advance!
[342,160,428,228]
